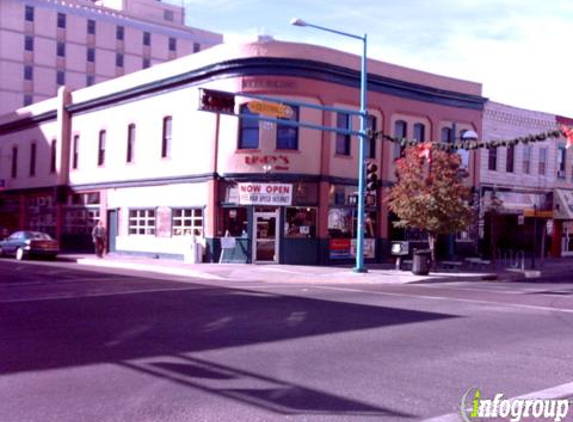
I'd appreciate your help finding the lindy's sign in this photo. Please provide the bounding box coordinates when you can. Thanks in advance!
[238,183,293,206]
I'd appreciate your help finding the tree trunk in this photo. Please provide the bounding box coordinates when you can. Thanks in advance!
[428,232,437,267]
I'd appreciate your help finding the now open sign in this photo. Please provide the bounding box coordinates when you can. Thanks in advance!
[238,183,293,206]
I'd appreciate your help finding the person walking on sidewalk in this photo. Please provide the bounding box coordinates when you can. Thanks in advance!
[92,221,106,258]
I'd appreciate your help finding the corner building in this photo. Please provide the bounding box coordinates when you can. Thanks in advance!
[0,39,486,264]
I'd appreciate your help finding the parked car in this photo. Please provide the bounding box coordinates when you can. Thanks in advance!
[0,231,59,260]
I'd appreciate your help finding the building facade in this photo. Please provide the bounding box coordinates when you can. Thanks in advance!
[480,101,569,261]
[0,0,222,115]
[0,39,486,264]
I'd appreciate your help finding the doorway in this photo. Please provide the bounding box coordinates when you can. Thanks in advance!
[253,208,279,263]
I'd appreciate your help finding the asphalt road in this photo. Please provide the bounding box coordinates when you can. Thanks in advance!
[1,259,573,422]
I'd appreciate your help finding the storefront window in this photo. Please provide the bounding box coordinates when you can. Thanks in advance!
[285,207,316,238]
[221,207,247,237]
[63,208,100,234]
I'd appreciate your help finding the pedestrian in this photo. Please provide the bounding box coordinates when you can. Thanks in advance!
[92,221,106,258]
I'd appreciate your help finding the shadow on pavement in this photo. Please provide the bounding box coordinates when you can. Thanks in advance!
[0,263,455,417]
[122,356,414,418]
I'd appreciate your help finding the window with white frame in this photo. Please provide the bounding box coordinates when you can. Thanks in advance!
[539,147,547,175]
[128,209,156,235]
[522,145,531,174]
[172,208,203,236]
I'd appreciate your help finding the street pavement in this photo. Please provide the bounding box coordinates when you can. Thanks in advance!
[2,257,573,422]
[63,252,571,285]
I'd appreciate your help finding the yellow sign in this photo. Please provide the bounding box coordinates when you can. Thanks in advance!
[247,101,293,119]
[524,209,553,218]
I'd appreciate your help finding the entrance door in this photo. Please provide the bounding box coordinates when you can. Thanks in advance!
[107,209,118,253]
[253,209,279,263]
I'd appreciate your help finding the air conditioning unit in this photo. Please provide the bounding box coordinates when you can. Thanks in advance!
[557,170,566,179]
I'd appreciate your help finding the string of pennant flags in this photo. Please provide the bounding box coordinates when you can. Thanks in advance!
[369,125,573,152]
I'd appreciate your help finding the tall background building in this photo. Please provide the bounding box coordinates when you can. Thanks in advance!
[0,0,223,115]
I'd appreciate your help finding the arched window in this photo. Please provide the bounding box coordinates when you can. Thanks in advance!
[393,120,407,159]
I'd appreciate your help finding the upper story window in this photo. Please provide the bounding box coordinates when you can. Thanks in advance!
[441,127,453,143]
[506,145,515,173]
[50,140,57,173]
[538,147,547,176]
[522,145,531,174]
[193,42,201,53]
[127,124,136,163]
[365,115,377,159]
[86,74,95,86]
[335,112,351,156]
[143,31,151,47]
[161,117,172,158]
[393,120,407,160]
[29,142,36,177]
[87,48,95,63]
[276,105,299,150]
[169,37,177,52]
[87,19,96,35]
[164,10,174,21]
[56,70,65,86]
[24,35,34,52]
[25,5,34,22]
[558,146,566,179]
[98,130,106,166]
[488,147,497,171]
[57,13,66,29]
[413,123,425,143]
[115,53,124,68]
[11,146,18,178]
[23,94,33,107]
[24,65,33,81]
[116,26,124,41]
[142,57,150,69]
[72,135,79,169]
[238,104,259,149]
[57,41,65,57]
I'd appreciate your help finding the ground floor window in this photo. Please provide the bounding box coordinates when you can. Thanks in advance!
[128,209,156,235]
[328,208,377,238]
[221,207,248,237]
[172,208,203,236]
[285,207,317,238]
[63,208,100,234]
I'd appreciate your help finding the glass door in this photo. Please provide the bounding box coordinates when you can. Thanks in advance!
[253,209,279,263]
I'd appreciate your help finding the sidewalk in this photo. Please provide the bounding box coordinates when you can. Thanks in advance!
[58,253,560,285]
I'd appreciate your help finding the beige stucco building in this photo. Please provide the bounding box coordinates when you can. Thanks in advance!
[0,0,222,114]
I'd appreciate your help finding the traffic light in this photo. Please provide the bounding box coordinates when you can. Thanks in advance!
[198,88,235,114]
[366,162,380,192]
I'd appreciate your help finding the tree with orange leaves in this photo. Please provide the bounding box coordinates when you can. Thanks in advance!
[387,143,474,266]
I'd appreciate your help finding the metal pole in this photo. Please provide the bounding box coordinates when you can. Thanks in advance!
[531,205,537,269]
[354,33,368,273]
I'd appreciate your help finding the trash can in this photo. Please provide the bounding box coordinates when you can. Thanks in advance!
[412,249,431,275]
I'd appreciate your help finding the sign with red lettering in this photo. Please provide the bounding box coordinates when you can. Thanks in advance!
[238,183,293,206]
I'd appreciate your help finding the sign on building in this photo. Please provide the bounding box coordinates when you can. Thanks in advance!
[238,183,293,206]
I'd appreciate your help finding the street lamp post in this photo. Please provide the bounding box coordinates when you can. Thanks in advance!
[290,18,369,272]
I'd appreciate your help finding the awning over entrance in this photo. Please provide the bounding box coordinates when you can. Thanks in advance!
[554,189,573,219]
[483,190,546,214]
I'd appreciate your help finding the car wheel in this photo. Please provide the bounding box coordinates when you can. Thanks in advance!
[15,248,25,261]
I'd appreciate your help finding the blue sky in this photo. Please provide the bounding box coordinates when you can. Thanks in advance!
[166,0,572,117]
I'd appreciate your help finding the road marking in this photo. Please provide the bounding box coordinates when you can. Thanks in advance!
[0,286,207,303]
[316,286,573,314]
[420,380,573,422]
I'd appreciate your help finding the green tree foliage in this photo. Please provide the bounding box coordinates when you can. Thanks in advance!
[387,144,475,264]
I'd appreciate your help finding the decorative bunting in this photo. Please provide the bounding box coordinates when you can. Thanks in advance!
[371,127,570,152]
